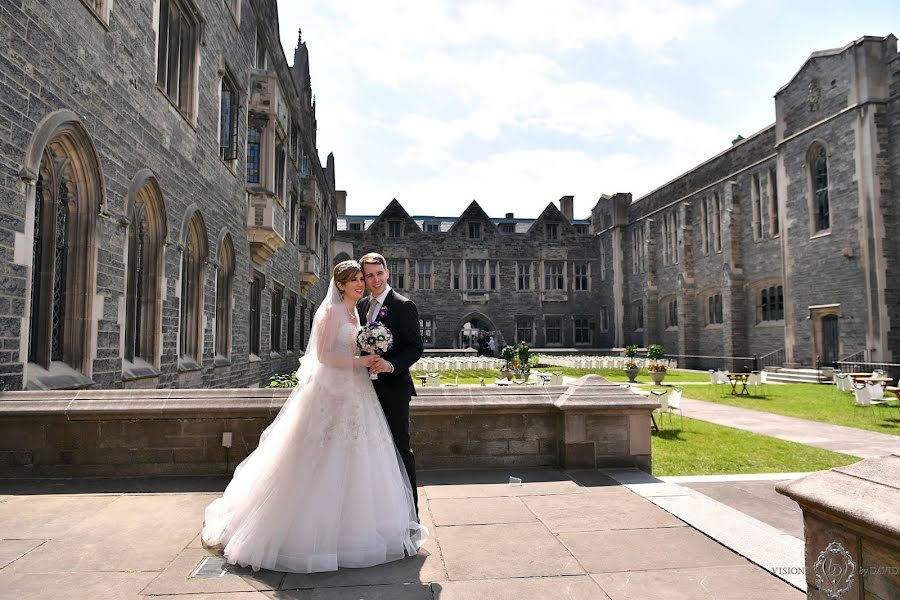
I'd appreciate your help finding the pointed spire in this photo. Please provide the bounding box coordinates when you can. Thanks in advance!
[297,28,303,47]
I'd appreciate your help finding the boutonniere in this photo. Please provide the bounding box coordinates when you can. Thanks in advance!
[378,306,388,320]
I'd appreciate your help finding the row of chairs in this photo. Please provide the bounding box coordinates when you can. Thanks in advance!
[543,356,678,370]
[413,357,504,372]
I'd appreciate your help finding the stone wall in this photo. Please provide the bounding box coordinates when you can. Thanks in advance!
[0,0,337,391]
[0,376,657,476]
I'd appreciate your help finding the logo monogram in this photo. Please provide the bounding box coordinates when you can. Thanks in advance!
[814,541,855,598]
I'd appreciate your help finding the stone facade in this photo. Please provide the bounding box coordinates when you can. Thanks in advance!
[0,0,339,390]
[338,35,900,368]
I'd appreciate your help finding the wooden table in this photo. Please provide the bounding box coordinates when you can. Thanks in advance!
[850,374,893,385]
[728,373,750,396]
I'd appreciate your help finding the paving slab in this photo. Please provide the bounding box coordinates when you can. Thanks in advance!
[424,479,584,499]
[433,575,610,599]
[558,527,748,573]
[4,494,209,573]
[140,548,285,596]
[437,522,584,580]
[0,571,157,600]
[602,468,806,591]
[0,539,45,569]
[428,496,536,526]
[522,487,685,533]
[0,495,118,538]
[299,583,434,599]
[592,564,806,600]
[682,480,804,539]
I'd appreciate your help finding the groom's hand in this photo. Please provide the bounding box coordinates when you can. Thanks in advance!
[369,356,394,375]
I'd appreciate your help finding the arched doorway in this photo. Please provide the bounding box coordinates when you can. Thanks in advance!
[455,313,503,355]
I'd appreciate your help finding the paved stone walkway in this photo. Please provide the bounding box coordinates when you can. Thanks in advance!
[0,469,804,600]
[677,397,900,458]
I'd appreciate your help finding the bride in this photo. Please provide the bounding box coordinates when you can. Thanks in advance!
[201,260,428,573]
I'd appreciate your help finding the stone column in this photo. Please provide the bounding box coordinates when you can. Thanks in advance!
[721,181,747,366]
[677,201,698,363]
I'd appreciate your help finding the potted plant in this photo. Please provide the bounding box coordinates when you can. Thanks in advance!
[647,344,667,384]
[499,345,516,380]
[512,342,532,382]
[623,345,639,383]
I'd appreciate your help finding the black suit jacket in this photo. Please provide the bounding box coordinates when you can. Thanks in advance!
[357,289,424,397]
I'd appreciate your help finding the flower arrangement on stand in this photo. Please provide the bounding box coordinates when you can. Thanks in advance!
[500,342,535,381]
[647,344,667,384]
[623,345,640,383]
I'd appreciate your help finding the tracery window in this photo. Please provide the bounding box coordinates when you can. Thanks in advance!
[214,235,234,359]
[179,212,207,365]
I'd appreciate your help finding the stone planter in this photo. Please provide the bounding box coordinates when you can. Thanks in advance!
[650,371,666,385]
[624,367,639,383]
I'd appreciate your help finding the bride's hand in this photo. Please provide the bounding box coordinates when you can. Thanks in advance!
[355,355,379,368]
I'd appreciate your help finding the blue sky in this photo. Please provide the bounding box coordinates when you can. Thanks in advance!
[277,0,899,218]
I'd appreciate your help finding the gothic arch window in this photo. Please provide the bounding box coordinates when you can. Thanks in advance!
[808,143,830,233]
[215,234,235,360]
[124,175,167,373]
[179,211,208,367]
[25,114,103,387]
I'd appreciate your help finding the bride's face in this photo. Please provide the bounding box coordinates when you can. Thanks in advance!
[340,271,366,302]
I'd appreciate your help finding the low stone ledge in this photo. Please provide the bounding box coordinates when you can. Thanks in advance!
[777,454,900,599]
[0,375,657,476]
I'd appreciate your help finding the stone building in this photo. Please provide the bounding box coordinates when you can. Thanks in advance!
[0,0,339,390]
[339,35,900,368]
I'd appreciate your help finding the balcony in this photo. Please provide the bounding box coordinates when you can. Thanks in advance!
[247,191,285,265]
[299,249,321,292]
[249,69,288,131]
[541,291,569,303]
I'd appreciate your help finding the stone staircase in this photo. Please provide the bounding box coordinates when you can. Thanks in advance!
[764,367,831,384]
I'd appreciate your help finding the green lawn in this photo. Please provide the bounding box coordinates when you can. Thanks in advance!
[548,367,710,384]
[410,368,710,386]
[651,417,860,476]
[644,382,900,436]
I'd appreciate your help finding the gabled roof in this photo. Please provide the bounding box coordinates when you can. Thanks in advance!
[526,201,573,234]
[367,198,419,231]
[776,35,894,95]
[446,200,496,234]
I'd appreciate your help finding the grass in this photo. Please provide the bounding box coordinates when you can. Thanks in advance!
[411,367,710,386]
[643,382,900,436]
[548,367,710,384]
[651,416,860,476]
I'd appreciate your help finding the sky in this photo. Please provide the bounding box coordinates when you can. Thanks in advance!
[277,0,900,219]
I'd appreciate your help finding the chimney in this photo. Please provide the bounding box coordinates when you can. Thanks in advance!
[335,190,347,215]
[559,196,574,221]
[505,212,514,219]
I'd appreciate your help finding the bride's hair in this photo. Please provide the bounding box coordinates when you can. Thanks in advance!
[333,260,362,291]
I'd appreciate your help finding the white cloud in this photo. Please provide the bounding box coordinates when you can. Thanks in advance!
[276,0,744,216]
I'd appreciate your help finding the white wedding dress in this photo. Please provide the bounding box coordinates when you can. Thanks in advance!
[201,281,427,573]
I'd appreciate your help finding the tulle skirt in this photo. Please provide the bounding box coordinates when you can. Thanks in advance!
[201,365,427,573]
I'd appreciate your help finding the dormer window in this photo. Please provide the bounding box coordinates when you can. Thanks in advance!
[468,222,481,239]
[349,221,363,232]
[424,221,440,233]
[545,223,559,241]
[388,220,402,238]
[500,223,515,233]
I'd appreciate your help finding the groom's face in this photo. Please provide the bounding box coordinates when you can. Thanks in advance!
[362,262,390,297]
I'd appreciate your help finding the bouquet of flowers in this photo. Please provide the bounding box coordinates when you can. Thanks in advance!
[357,323,393,379]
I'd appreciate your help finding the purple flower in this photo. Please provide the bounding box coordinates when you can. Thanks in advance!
[378,306,388,318]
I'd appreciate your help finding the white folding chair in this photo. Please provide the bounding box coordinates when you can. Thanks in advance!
[443,371,460,387]
[666,387,684,428]
[649,389,669,429]
[747,371,765,396]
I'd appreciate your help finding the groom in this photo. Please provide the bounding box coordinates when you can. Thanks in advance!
[358,252,424,515]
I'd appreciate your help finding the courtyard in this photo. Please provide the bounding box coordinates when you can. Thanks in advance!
[0,468,805,600]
